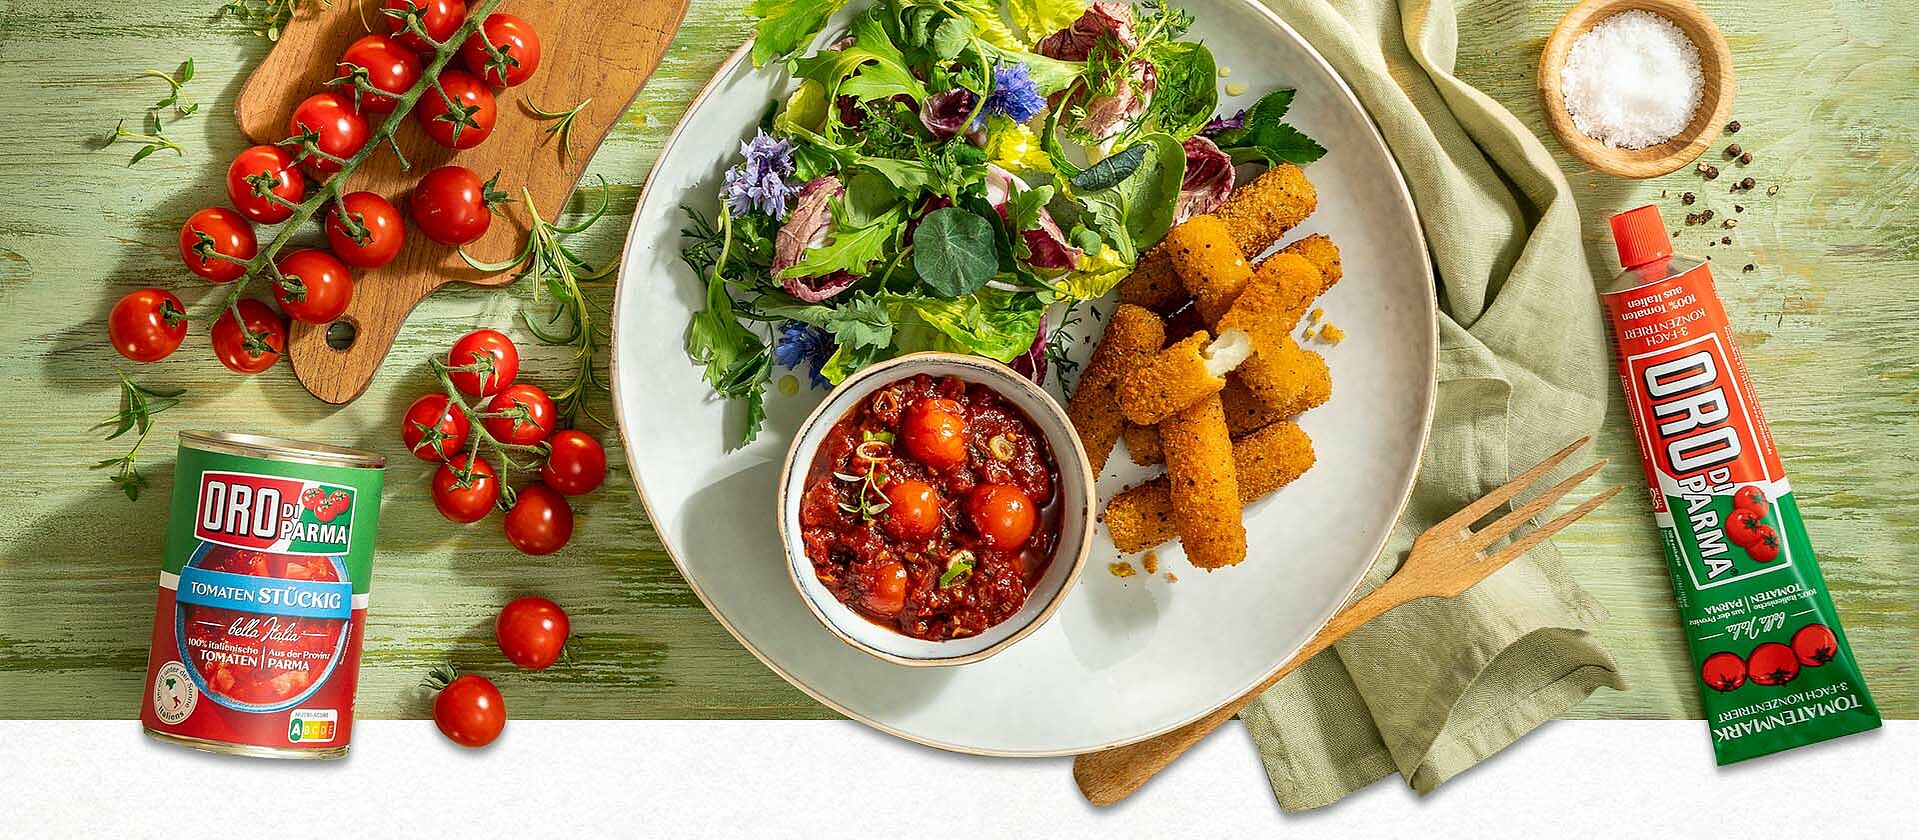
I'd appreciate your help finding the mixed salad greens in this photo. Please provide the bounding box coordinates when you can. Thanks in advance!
[682,0,1324,445]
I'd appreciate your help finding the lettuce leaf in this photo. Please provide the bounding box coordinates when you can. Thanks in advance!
[748,0,853,67]
[791,9,930,103]
[1075,132,1186,261]
[779,204,908,279]
[1006,0,1087,43]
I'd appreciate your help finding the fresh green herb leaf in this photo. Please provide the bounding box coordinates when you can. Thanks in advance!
[92,374,184,501]
[939,549,976,588]
[1139,42,1215,139]
[761,291,896,351]
[913,207,999,297]
[144,60,199,117]
[748,0,855,66]
[1076,133,1186,260]
[1069,143,1146,192]
[1212,88,1326,166]
[780,204,907,279]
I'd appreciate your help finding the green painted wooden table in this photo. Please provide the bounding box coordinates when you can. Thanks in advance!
[0,0,1911,722]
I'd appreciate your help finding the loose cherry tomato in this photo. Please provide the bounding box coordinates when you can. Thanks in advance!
[324,191,406,268]
[1733,485,1769,514]
[432,453,499,523]
[857,558,908,617]
[495,596,569,669]
[460,13,542,87]
[334,33,422,113]
[210,299,285,374]
[541,430,606,496]
[1746,641,1801,686]
[1747,525,1781,563]
[401,393,470,461]
[108,288,188,362]
[1700,651,1747,692]
[965,484,1036,549]
[447,328,519,396]
[272,249,354,324]
[383,0,468,53]
[883,479,942,541]
[431,672,504,748]
[503,483,573,555]
[483,383,556,446]
[901,397,968,470]
[416,69,496,150]
[411,165,501,246]
[286,92,369,178]
[1791,623,1839,667]
[1726,507,1765,548]
[225,145,305,224]
[180,207,257,283]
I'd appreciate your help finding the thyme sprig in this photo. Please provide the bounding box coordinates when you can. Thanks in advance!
[459,182,617,428]
[219,0,311,40]
[144,60,198,117]
[109,115,187,166]
[92,374,184,500]
[833,431,896,521]
[524,97,592,163]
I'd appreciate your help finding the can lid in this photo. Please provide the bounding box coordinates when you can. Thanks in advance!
[1609,204,1672,268]
[181,431,386,470]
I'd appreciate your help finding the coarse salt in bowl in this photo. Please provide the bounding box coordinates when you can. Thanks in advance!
[1560,10,1702,149]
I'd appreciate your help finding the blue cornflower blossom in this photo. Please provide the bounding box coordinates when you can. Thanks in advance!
[722,131,798,218]
[980,63,1046,125]
[772,321,834,389]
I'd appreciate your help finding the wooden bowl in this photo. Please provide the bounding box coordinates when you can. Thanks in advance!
[1538,0,1735,178]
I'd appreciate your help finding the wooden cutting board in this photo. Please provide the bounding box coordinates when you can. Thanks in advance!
[235,0,688,403]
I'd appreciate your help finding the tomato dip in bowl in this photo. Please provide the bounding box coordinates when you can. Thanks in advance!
[778,352,1096,666]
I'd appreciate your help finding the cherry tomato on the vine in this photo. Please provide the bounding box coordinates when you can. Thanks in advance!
[460,14,542,87]
[540,430,606,496]
[432,453,499,523]
[108,288,188,363]
[902,397,968,470]
[334,34,422,114]
[495,596,570,669]
[286,92,369,178]
[965,484,1036,549]
[401,393,470,462]
[416,70,496,150]
[411,165,501,246]
[210,298,286,374]
[482,383,555,446]
[431,672,504,748]
[447,328,519,396]
[383,0,468,54]
[503,483,573,556]
[883,479,942,541]
[225,145,305,224]
[324,191,406,269]
[180,207,257,284]
[272,249,355,324]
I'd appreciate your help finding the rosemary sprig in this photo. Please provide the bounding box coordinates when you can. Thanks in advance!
[459,182,618,428]
[109,114,186,166]
[523,97,592,162]
[92,374,184,500]
[144,59,198,117]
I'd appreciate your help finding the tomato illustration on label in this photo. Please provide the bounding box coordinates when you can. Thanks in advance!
[1792,624,1839,667]
[1725,508,1765,548]
[1732,485,1768,514]
[1700,651,1748,692]
[1746,642,1801,687]
[1746,526,1781,563]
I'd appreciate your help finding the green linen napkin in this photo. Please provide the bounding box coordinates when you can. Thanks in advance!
[1237,0,1628,811]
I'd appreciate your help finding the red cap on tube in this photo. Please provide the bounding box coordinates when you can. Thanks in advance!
[1610,204,1673,268]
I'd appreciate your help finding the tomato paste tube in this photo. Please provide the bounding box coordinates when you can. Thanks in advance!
[1603,205,1880,764]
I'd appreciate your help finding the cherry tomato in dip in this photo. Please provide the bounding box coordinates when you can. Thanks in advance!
[540,430,606,495]
[416,69,496,150]
[334,33,421,113]
[495,596,570,669]
[210,299,285,374]
[411,165,498,246]
[799,374,1060,641]
[324,191,406,268]
[383,0,467,53]
[432,453,498,523]
[272,248,354,324]
[108,288,187,362]
[503,484,573,555]
[460,13,541,87]
[225,145,305,224]
[286,91,369,177]
[180,207,257,283]
[447,328,519,396]
[401,392,469,461]
[482,383,555,446]
[431,672,504,748]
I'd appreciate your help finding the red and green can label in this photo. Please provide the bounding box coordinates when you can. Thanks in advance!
[141,441,383,755]
[1605,263,1880,764]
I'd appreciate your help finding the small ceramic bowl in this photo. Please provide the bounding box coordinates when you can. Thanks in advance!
[1538,0,1735,178]
[776,352,1096,667]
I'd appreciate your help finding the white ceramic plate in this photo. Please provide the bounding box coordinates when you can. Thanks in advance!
[612,0,1436,755]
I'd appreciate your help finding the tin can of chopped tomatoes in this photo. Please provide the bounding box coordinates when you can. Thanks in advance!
[140,431,385,759]
[1604,206,1880,764]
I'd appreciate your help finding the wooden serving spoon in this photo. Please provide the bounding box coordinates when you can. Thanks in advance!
[233,0,688,403]
[1073,436,1621,806]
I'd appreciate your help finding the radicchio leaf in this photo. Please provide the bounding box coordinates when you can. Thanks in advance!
[919,88,977,140]
[1175,135,1235,222]
[772,176,858,302]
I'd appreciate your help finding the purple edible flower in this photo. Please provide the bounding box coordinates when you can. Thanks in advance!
[722,131,797,219]
[773,321,835,389]
[981,63,1046,125]
[1202,110,1247,137]
[920,88,977,140]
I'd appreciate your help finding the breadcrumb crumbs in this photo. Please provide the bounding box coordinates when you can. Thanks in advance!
[1319,323,1346,344]
[1308,307,1324,323]
[1142,551,1159,574]
[1108,561,1137,578]
[1163,572,1178,583]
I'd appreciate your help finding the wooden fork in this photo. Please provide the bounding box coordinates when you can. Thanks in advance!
[1073,436,1621,806]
